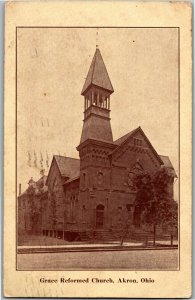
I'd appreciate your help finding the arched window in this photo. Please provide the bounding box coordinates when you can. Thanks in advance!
[82,205,86,222]
[96,204,104,228]
[96,204,104,211]
[118,206,122,221]
[97,170,103,185]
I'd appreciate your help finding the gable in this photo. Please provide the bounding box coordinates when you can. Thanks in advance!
[160,155,177,177]
[54,155,80,179]
[46,157,63,188]
[111,127,163,170]
[114,128,138,146]
[46,155,80,187]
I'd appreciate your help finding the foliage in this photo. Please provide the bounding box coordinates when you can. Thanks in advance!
[134,171,154,207]
[27,185,35,196]
[133,166,178,229]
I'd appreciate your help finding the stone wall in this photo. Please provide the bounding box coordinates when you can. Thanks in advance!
[44,159,66,232]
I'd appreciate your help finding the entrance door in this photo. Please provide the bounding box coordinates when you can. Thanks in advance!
[133,205,141,228]
[96,204,104,228]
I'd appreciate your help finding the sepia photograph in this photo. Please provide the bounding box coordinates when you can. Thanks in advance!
[16,27,179,271]
[4,1,192,297]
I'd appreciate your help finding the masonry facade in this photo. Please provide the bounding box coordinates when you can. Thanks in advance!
[18,47,176,240]
[41,48,176,240]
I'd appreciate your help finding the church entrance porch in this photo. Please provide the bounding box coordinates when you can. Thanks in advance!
[96,204,104,229]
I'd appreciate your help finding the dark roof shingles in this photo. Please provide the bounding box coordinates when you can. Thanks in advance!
[54,155,80,180]
[81,48,114,95]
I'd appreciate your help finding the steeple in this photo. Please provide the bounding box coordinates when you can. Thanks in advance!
[79,48,114,146]
[81,48,114,95]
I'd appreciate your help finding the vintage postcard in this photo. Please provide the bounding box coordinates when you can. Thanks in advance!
[4,1,192,298]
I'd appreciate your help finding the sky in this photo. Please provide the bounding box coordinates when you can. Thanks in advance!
[17,27,179,199]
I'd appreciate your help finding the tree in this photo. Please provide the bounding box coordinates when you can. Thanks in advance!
[26,184,37,233]
[153,166,178,245]
[27,179,42,234]
[119,172,153,246]
[156,198,178,245]
[133,166,178,246]
[133,171,157,245]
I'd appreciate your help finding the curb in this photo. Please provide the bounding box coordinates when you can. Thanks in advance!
[17,245,178,254]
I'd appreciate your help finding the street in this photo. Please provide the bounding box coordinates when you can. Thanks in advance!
[17,249,178,270]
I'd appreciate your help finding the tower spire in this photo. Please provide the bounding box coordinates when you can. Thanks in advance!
[78,47,114,145]
[81,48,114,95]
[96,28,99,49]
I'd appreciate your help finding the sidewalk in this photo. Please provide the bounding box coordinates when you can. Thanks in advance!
[18,241,142,249]
[17,240,178,254]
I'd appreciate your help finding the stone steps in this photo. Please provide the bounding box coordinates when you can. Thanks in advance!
[93,230,120,241]
[79,229,176,242]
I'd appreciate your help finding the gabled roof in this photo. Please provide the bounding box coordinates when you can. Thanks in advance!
[112,126,163,165]
[114,128,138,146]
[112,127,177,176]
[54,155,80,180]
[159,155,177,177]
[36,175,47,188]
[18,176,48,199]
[63,175,80,185]
[81,48,114,95]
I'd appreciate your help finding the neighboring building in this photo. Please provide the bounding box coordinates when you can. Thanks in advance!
[18,175,48,236]
[41,47,176,241]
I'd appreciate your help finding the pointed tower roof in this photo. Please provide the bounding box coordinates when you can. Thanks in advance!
[81,48,114,95]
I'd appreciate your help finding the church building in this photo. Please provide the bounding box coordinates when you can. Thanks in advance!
[42,47,176,241]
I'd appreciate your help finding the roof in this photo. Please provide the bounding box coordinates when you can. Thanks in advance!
[18,189,28,198]
[114,127,177,177]
[114,128,138,146]
[36,175,47,189]
[81,48,114,95]
[64,175,80,185]
[159,155,177,177]
[112,126,163,165]
[18,175,48,198]
[80,113,113,144]
[54,155,80,179]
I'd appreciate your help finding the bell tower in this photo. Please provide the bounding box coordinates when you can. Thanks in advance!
[77,46,116,230]
[79,47,114,145]
[77,47,116,189]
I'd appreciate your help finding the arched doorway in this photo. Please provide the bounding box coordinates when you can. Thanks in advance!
[96,204,104,229]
